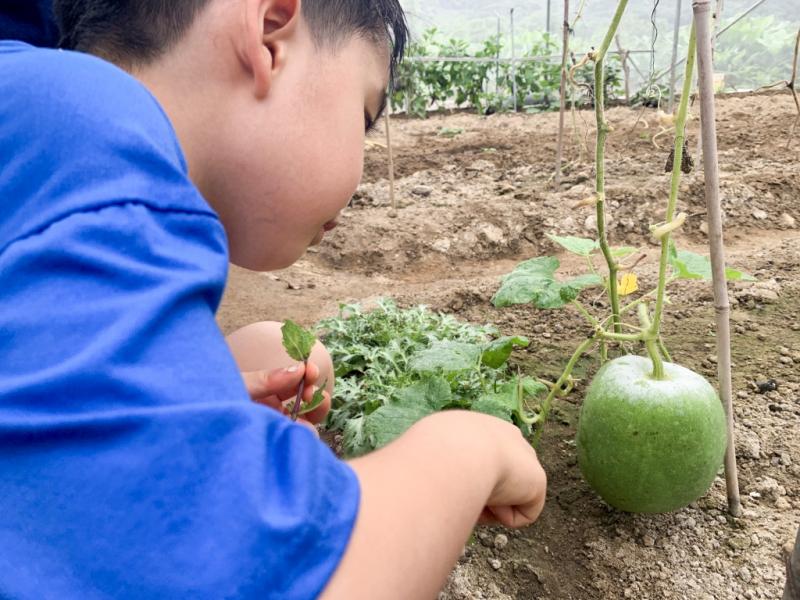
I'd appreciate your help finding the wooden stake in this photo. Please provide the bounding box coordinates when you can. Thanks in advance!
[554,0,570,188]
[385,109,397,215]
[615,35,631,105]
[788,28,800,147]
[692,0,742,518]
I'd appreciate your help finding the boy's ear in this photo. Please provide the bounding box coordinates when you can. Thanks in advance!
[242,0,300,99]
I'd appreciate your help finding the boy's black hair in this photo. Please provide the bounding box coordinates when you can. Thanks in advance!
[53,0,408,74]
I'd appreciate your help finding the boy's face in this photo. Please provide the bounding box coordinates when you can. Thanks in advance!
[174,2,391,272]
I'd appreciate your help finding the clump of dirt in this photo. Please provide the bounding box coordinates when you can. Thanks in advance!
[218,92,800,599]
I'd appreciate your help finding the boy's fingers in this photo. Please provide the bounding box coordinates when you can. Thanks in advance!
[304,361,320,386]
[243,366,305,401]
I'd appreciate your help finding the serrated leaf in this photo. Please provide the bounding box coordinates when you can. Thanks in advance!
[481,335,530,369]
[618,273,639,296]
[611,246,637,259]
[393,376,452,410]
[492,257,602,309]
[342,416,369,457]
[410,341,482,372]
[546,234,599,257]
[669,246,755,282]
[281,320,317,362]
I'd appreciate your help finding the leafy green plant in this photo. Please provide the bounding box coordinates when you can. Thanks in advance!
[315,299,541,457]
[390,29,622,118]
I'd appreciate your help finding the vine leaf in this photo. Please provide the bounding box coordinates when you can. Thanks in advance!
[481,336,531,369]
[668,245,755,282]
[492,257,604,309]
[546,234,599,257]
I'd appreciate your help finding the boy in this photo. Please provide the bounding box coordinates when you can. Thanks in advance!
[0,1,547,598]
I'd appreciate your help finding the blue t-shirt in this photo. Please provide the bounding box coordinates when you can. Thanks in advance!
[0,41,359,599]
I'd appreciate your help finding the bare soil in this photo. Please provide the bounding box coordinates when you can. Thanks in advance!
[218,91,800,600]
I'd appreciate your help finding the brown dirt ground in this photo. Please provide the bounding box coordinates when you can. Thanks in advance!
[217,91,800,600]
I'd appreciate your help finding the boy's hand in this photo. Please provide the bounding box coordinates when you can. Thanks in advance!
[241,362,331,427]
[478,418,547,528]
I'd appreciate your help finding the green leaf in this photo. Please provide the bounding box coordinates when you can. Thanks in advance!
[491,257,604,309]
[364,403,437,450]
[410,341,482,372]
[298,380,327,416]
[343,416,369,457]
[281,320,317,362]
[472,397,514,421]
[393,376,452,410]
[610,246,637,259]
[546,234,599,257]
[481,336,530,369]
[669,246,755,282]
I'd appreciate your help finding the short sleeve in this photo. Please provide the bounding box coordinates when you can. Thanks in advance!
[0,203,359,599]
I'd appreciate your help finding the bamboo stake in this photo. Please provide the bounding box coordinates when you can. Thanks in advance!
[554,0,570,188]
[692,0,742,518]
[668,0,683,113]
[788,28,800,147]
[385,109,397,216]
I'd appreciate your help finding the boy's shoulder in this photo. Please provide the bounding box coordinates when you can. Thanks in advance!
[0,41,210,251]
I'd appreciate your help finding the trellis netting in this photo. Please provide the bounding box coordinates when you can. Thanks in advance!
[396,0,798,113]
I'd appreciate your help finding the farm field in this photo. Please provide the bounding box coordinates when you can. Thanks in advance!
[218,92,799,599]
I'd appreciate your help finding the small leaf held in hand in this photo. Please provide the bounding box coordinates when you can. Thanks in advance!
[298,380,328,416]
[546,234,599,257]
[281,320,317,362]
[481,336,530,369]
[618,273,639,296]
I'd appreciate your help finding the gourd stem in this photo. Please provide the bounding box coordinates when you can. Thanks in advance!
[532,337,595,447]
[638,304,665,380]
[592,0,629,334]
[651,24,698,336]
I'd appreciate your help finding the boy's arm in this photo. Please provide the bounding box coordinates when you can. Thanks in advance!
[323,411,547,599]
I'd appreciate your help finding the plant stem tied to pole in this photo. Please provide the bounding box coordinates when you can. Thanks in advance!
[650,24,697,343]
[591,0,629,334]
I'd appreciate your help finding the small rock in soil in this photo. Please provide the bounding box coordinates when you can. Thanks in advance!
[780,212,796,228]
[493,533,509,551]
[488,558,502,571]
[735,428,762,459]
[477,530,493,547]
[775,497,791,510]
[411,185,433,197]
[752,208,768,220]
[642,535,656,547]
[728,535,752,551]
